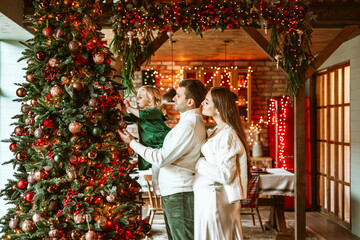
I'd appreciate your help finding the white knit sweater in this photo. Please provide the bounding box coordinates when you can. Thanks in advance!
[196,124,248,203]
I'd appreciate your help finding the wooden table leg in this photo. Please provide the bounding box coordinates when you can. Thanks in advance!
[264,196,294,240]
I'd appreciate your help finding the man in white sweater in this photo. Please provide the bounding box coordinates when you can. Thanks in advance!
[118,79,207,240]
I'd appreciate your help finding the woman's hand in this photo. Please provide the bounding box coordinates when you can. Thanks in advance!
[117,128,135,144]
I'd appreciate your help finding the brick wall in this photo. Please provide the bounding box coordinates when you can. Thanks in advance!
[125,60,288,156]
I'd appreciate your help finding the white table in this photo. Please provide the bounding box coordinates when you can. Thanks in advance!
[255,168,294,239]
[258,168,294,196]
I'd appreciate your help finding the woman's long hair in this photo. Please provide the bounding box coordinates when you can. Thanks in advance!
[210,87,251,181]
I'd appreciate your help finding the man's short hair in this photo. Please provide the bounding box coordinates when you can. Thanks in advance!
[179,79,207,108]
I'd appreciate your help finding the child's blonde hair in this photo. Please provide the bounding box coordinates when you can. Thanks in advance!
[138,85,162,109]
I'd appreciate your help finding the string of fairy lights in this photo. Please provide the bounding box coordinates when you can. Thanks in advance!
[142,66,253,92]
[268,96,291,169]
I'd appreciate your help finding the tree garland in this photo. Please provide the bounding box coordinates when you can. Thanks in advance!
[110,0,315,97]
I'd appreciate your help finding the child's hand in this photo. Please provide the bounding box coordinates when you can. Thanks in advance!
[123,99,130,109]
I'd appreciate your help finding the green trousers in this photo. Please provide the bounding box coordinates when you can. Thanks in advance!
[162,192,194,240]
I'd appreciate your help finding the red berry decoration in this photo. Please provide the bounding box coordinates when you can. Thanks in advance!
[16,88,27,97]
[9,143,17,150]
[26,73,37,83]
[42,27,53,37]
[25,192,35,203]
[17,180,28,190]
[93,52,104,64]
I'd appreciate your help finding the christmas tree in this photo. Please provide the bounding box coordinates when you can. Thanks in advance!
[0,0,149,239]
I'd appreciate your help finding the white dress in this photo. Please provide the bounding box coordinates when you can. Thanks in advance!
[194,125,247,240]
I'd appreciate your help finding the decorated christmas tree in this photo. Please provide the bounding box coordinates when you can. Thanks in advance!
[0,0,148,239]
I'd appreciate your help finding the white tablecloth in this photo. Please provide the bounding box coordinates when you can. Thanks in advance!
[258,168,294,196]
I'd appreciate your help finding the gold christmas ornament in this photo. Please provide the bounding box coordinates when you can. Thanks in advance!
[16,88,27,97]
[34,170,44,181]
[96,216,107,228]
[71,230,80,240]
[72,81,83,91]
[32,213,42,223]
[14,126,25,135]
[25,117,35,126]
[93,52,104,64]
[85,231,96,240]
[106,194,115,202]
[87,150,97,159]
[69,122,82,134]
[49,225,59,238]
[48,57,59,68]
[26,73,37,83]
[27,173,36,184]
[66,165,77,180]
[34,127,43,138]
[61,76,70,84]
[50,84,63,97]
[9,218,20,229]
[74,213,85,224]
[21,219,34,232]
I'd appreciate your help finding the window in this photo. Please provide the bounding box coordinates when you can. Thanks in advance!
[316,62,350,225]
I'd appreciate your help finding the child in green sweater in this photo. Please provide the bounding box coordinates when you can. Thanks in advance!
[122,85,171,194]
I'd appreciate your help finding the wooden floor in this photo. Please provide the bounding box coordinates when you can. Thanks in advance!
[142,197,360,240]
[269,210,360,240]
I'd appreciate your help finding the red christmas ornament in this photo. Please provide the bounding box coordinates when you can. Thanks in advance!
[42,27,53,37]
[10,143,17,150]
[106,219,114,230]
[70,154,80,165]
[25,192,35,203]
[93,52,104,64]
[17,180,28,190]
[73,52,89,65]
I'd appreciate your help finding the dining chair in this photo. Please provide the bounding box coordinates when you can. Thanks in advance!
[143,174,164,225]
[240,175,264,231]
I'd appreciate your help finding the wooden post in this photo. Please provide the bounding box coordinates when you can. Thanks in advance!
[310,76,318,211]
[295,85,306,240]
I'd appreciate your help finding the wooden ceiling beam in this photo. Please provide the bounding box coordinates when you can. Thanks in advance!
[135,29,178,68]
[241,26,288,76]
[304,25,359,80]
[309,3,360,28]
